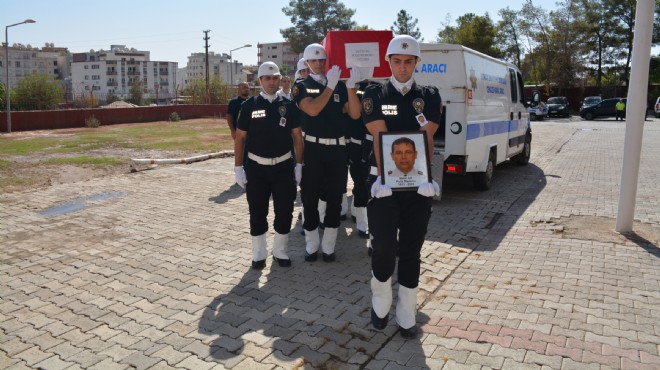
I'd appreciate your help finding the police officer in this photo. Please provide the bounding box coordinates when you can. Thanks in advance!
[234,61,304,269]
[276,75,293,101]
[293,43,362,262]
[227,82,250,140]
[362,35,441,338]
[294,58,309,82]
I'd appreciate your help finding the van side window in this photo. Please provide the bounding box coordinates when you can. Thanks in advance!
[509,69,518,103]
[516,71,525,105]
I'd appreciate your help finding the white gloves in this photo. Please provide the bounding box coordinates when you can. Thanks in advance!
[294,163,302,185]
[417,180,440,197]
[234,166,247,188]
[370,176,392,198]
[346,67,362,89]
[326,65,341,90]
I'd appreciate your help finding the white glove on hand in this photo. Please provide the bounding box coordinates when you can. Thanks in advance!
[417,180,440,197]
[326,65,341,90]
[370,176,392,198]
[294,163,303,185]
[234,166,247,188]
[346,67,362,89]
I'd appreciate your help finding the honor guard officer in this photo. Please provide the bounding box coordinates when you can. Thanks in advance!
[294,58,309,83]
[227,82,250,140]
[277,75,293,101]
[234,61,304,269]
[362,35,441,338]
[293,43,362,262]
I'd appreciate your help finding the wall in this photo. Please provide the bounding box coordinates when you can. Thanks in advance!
[0,104,227,132]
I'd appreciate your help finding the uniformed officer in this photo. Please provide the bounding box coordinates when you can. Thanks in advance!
[276,75,293,101]
[294,58,309,82]
[227,82,250,140]
[362,35,441,338]
[234,61,304,270]
[293,43,362,262]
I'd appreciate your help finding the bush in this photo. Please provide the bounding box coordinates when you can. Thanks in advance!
[169,112,181,122]
[85,115,101,128]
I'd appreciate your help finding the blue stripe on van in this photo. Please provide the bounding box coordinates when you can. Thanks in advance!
[466,120,521,140]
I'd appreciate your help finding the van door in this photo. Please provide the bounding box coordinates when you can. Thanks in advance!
[507,68,527,158]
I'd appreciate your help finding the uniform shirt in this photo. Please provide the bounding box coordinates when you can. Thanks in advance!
[236,95,300,158]
[293,76,348,139]
[362,81,441,133]
[388,166,425,177]
[227,96,247,127]
[276,89,293,101]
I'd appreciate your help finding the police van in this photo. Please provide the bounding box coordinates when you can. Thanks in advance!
[414,44,532,190]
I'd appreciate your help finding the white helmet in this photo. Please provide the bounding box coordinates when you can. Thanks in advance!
[257,61,281,78]
[385,35,421,60]
[296,58,307,72]
[303,43,327,60]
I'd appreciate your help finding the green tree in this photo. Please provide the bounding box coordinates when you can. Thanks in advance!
[497,7,524,66]
[12,73,63,111]
[280,0,357,53]
[0,83,5,110]
[391,10,423,40]
[128,80,144,106]
[547,0,586,93]
[437,13,502,57]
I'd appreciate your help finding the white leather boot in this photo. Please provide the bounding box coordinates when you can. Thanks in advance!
[371,275,392,329]
[304,228,320,261]
[272,232,291,267]
[251,233,268,269]
[396,285,419,338]
[354,207,369,238]
[321,227,338,262]
[340,193,348,219]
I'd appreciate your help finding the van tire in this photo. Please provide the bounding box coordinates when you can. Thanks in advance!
[530,113,537,121]
[585,112,594,120]
[514,134,531,165]
[473,151,495,191]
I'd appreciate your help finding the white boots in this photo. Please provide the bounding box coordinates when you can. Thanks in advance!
[321,227,338,262]
[304,228,320,261]
[251,232,291,269]
[370,275,419,338]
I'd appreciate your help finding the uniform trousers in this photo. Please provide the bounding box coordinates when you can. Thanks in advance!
[347,142,369,208]
[245,158,296,236]
[301,142,347,230]
[367,191,432,288]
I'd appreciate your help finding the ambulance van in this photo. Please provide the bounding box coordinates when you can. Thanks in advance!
[414,44,532,190]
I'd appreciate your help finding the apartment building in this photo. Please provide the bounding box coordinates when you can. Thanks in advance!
[0,43,70,88]
[257,41,299,77]
[70,45,177,103]
[183,51,247,87]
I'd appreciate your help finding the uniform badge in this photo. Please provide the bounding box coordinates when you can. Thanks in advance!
[292,85,299,97]
[363,98,373,115]
[413,98,424,113]
[334,94,340,103]
[278,106,287,117]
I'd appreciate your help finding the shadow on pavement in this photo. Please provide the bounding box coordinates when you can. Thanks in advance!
[209,183,245,204]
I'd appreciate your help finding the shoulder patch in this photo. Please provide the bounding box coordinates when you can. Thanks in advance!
[363,97,373,115]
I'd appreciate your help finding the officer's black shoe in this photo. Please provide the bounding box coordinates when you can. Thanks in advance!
[300,228,305,236]
[367,247,373,257]
[304,251,317,262]
[251,260,266,270]
[322,252,336,262]
[399,324,418,339]
[273,256,291,267]
[371,308,388,330]
[340,214,347,221]
[352,215,357,223]
[358,230,370,239]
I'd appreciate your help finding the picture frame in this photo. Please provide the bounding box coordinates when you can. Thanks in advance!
[379,131,431,191]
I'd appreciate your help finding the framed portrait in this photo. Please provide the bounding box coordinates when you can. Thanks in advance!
[379,131,431,191]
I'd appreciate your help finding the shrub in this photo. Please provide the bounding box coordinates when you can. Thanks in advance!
[85,115,101,128]
[169,112,181,122]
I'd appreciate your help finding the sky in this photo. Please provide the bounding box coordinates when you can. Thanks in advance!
[2,0,560,67]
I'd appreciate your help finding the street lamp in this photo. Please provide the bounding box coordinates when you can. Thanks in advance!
[5,19,36,133]
[229,44,251,96]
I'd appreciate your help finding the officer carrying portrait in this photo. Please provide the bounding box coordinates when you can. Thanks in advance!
[379,131,430,190]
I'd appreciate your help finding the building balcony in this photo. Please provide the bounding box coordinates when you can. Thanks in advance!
[126,71,139,76]
[107,81,118,86]
[107,70,117,75]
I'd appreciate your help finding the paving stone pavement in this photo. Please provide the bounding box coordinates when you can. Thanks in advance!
[1,118,659,370]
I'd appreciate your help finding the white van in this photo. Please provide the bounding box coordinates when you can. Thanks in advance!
[413,43,532,190]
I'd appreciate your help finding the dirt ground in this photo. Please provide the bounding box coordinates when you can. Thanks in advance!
[1,120,230,193]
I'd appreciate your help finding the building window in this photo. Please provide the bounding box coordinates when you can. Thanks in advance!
[92,64,100,69]
[92,75,100,80]
[53,61,58,66]
[84,65,89,69]
[85,75,89,80]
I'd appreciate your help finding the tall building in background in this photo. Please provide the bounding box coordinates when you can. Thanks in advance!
[0,43,70,88]
[257,42,298,77]
[182,51,248,88]
[70,45,177,104]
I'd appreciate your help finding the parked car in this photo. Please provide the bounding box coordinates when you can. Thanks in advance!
[528,101,548,121]
[579,98,627,120]
[546,96,570,117]
[581,96,602,110]
[654,97,660,118]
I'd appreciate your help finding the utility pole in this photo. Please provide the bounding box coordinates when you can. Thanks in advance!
[203,30,211,104]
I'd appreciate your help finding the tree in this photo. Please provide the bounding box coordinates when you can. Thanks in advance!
[128,80,144,106]
[0,83,5,110]
[437,13,502,57]
[12,73,63,111]
[280,0,357,53]
[547,0,586,94]
[497,7,524,66]
[391,10,423,40]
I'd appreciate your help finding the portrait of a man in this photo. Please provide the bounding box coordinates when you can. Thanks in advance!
[388,137,424,177]
[380,132,430,190]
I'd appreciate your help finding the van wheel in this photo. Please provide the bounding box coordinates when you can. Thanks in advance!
[585,112,594,120]
[473,151,495,191]
[515,134,531,165]
[530,113,537,121]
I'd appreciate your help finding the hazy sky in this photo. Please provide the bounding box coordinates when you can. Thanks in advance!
[3,0,560,66]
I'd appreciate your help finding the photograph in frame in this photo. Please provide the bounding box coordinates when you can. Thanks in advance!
[379,131,431,191]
